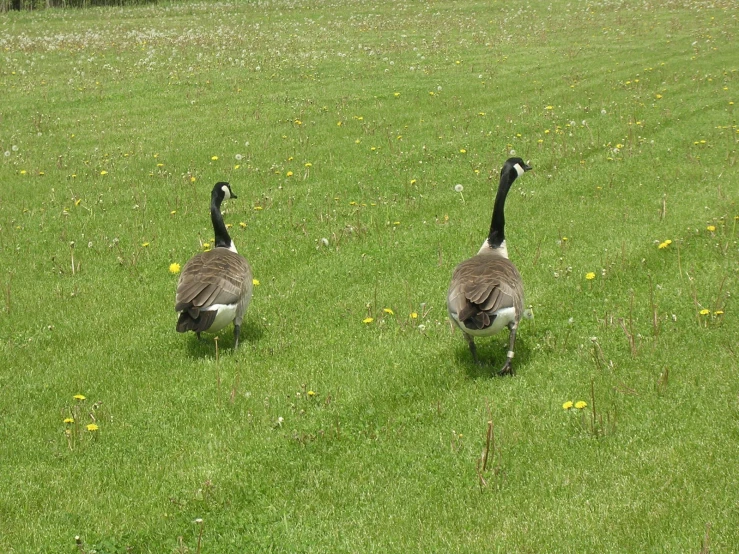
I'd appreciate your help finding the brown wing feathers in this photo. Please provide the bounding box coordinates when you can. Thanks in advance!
[450,256,523,329]
[175,250,248,313]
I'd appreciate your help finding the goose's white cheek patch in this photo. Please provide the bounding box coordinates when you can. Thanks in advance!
[222,185,231,199]
[514,163,525,177]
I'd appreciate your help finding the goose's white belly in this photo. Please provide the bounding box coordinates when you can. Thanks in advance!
[203,303,238,333]
[455,307,516,337]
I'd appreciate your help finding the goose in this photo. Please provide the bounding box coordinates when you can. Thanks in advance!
[446,157,532,374]
[175,182,253,349]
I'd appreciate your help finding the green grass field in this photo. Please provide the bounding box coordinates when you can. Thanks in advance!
[1,0,738,551]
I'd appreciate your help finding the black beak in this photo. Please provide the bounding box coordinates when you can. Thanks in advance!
[523,162,533,172]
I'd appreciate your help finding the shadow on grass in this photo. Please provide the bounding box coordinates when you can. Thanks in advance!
[183,318,264,359]
[453,336,533,379]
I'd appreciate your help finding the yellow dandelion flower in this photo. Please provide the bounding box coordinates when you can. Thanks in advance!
[655,94,663,99]
[394,92,400,98]
[73,394,86,401]
[64,418,74,424]
[383,308,394,315]
[286,171,294,177]
[307,390,316,397]
[100,170,108,175]
[239,222,247,228]
[254,206,263,211]
[459,148,467,154]
[575,401,588,409]
[363,317,374,324]
[699,309,710,316]
[170,210,177,215]
[393,221,400,225]
[20,169,27,175]
[714,310,724,316]
[706,225,716,232]
[411,312,418,319]
[585,272,596,280]
[410,179,417,185]
[190,176,196,183]
[141,242,150,247]
[169,263,181,274]
[562,401,573,410]
[337,121,342,126]
[202,242,211,251]
[86,424,99,432]
[545,105,553,110]
[664,239,672,245]
[658,242,669,249]
[252,279,260,286]
[304,162,312,168]
[211,156,219,161]
[157,163,164,168]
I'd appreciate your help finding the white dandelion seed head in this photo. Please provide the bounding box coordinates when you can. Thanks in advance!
[3,151,9,157]
[235,153,243,161]
[509,149,516,156]
[601,109,607,115]
[244,141,250,147]
[320,237,329,247]
[11,145,19,152]
[454,184,464,193]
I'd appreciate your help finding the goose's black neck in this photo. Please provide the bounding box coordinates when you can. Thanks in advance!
[211,190,233,249]
[487,169,517,249]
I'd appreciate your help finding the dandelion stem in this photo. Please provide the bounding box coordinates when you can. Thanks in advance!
[713,275,727,313]
[660,193,666,220]
[590,378,597,437]
[3,273,11,314]
[648,274,660,337]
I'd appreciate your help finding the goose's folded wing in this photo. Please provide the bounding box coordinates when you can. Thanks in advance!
[447,257,523,324]
[175,250,251,312]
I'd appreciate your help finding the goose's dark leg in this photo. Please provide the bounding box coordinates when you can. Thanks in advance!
[499,322,518,376]
[464,333,482,365]
[233,324,241,350]
[196,332,202,341]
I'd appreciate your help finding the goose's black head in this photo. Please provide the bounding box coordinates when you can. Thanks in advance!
[212,181,237,201]
[501,158,532,180]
